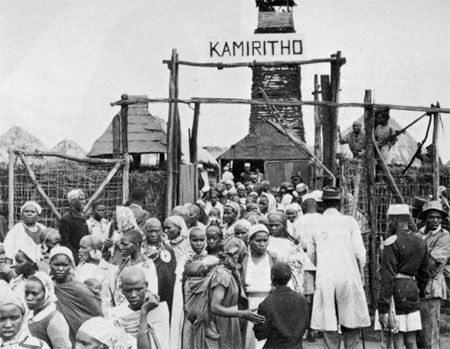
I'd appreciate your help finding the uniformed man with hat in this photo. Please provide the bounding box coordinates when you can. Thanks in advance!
[309,186,370,349]
[417,201,450,349]
[377,204,429,348]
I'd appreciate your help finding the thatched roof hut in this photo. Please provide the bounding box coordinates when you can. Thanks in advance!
[338,116,421,167]
[87,97,218,168]
[51,139,86,158]
[219,120,313,186]
[0,126,47,164]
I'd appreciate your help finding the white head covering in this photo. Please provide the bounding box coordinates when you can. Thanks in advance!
[387,204,410,216]
[286,203,302,213]
[20,201,42,215]
[17,243,42,264]
[78,317,132,349]
[234,219,252,232]
[248,224,270,240]
[116,206,140,232]
[49,246,75,268]
[165,215,189,238]
[27,271,57,307]
[67,189,84,201]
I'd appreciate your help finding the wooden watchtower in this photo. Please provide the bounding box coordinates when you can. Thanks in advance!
[250,0,305,141]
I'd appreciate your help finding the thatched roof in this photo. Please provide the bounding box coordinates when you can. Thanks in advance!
[88,99,166,157]
[0,126,47,164]
[338,116,421,167]
[219,120,311,161]
[88,97,218,168]
[51,139,86,158]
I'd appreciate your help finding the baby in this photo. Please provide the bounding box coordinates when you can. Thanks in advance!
[84,278,102,297]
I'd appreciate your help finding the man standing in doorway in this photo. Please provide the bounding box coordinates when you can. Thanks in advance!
[240,163,254,183]
[417,201,450,349]
[339,121,366,158]
[309,187,370,349]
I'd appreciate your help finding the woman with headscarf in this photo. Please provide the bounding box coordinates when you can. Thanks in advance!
[164,215,191,263]
[285,203,302,237]
[49,246,103,345]
[241,224,278,349]
[75,235,119,314]
[76,317,133,349]
[9,243,41,298]
[103,206,141,266]
[267,212,298,261]
[223,202,241,240]
[3,201,46,263]
[210,237,264,349]
[0,285,50,348]
[142,218,176,315]
[205,222,224,257]
[233,219,252,246]
[25,271,71,348]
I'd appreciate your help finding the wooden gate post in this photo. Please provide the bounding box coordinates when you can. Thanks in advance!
[8,149,15,229]
[313,74,323,189]
[190,102,200,164]
[432,103,440,199]
[166,49,179,216]
[363,90,378,311]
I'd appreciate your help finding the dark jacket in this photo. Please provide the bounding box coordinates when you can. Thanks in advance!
[254,285,308,349]
[59,209,89,263]
[378,231,429,314]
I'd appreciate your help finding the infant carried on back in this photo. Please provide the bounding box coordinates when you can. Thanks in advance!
[184,255,220,340]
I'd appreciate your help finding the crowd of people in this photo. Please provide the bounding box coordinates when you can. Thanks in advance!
[0,166,449,349]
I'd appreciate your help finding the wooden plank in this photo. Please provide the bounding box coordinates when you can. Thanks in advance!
[122,154,130,205]
[17,151,62,220]
[363,90,377,311]
[16,151,121,164]
[190,102,200,163]
[432,107,440,199]
[83,159,124,214]
[111,96,450,114]
[329,51,343,175]
[112,114,121,159]
[8,149,15,229]
[321,75,332,177]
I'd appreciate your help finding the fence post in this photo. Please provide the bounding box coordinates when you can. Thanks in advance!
[329,51,343,176]
[432,104,440,199]
[363,90,378,311]
[8,149,15,229]
[313,74,323,189]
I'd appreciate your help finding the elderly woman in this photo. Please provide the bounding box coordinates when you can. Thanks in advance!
[75,235,119,314]
[49,246,103,345]
[233,219,252,246]
[241,224,278,349]
[164,215,191,262]
[76,317,132,349]
[9,243,41,297]
[0,285,50,348]
[25,271,71,348]
[142,218,176,314]
[4,201,46,263]
[267,212,298,261]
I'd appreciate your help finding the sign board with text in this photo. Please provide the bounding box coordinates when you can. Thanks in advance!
[207,33,305,63]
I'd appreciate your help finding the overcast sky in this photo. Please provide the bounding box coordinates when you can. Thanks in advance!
[1,0,449,159]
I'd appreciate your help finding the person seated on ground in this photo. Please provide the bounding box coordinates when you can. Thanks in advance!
[128,188,150,231]
[339,121,366,158]
[254,262,309,349]
[0,285,50,348]
[76,316,133,349]
[25,271,72,349]
[108,266,170,349]
[86,201,109,240]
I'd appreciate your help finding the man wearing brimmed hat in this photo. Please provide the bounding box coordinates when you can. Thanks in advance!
[309,186,370,348]
[417,200,450,349]
[376,204,429,348]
